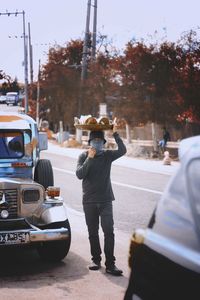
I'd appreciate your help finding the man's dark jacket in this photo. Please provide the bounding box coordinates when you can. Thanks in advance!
[76,132,127,204]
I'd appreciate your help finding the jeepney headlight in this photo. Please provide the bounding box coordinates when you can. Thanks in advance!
[1,210,9,219]
[23,189,40,203]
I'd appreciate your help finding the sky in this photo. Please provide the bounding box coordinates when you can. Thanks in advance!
[0,0,200,83]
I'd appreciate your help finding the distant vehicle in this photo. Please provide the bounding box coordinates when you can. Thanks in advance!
[6,92,19,106]
[0,95,7,104]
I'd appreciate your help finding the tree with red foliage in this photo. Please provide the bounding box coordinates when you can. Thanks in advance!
[113,41,183,127]
[37,30,200,136]
[40,39,83,131]
[175,30,200,124]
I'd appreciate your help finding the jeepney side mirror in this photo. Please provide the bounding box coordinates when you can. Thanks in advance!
[38,132,48,151]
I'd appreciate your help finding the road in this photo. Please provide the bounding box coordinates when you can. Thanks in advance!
[0,104,176,299]
[43,151,168,234]
[0,147,173,300]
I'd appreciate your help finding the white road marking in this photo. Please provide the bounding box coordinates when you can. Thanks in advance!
[53,167,74,175]
[112,181,162,195]
[53,167,162,195]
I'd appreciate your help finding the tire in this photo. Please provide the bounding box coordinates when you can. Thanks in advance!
[37,220,71,262]
[34,159,54,189]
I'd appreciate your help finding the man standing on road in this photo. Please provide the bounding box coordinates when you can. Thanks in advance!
[76,124,127,276]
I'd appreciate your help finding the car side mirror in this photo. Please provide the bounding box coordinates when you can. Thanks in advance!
[38,132,48,151]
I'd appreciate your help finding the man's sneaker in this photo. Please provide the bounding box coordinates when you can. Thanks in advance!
[88,262,101,271]
[106,265,123,276]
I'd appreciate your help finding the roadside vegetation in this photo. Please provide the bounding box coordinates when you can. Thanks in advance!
[1,29,200,136]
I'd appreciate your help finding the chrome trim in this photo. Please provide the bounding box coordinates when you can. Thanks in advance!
[33,204,68,225]
[0,227,69,244]
[138,228,200,273]
[30,227,69,242]
[0,189,18,218]
[22,188,40,203]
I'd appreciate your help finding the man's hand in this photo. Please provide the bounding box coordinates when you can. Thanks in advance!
[113,123,120,133]
[88,147,96,158]
[113,118,120,133]
[112,117,126,133]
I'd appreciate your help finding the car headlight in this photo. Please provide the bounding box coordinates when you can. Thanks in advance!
[23,189,40,203]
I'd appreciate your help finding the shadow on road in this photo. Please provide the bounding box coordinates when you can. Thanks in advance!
[0,247,89,285]
[102,269,129,289]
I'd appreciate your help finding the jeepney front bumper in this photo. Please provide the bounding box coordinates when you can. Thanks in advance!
[0,227,69,246]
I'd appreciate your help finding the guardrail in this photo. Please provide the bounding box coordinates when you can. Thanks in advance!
[130,140,180,149]
[81,136,180,149]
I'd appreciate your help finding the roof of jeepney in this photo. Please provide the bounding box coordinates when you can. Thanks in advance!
[0,112,36,130]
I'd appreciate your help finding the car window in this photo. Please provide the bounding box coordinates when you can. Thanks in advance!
[0,132,24,159]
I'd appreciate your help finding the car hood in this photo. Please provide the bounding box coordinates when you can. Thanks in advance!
[0,177,37,189]
[0,165,32,179]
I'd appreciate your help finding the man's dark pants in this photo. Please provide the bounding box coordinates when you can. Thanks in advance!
[83,201,115,267]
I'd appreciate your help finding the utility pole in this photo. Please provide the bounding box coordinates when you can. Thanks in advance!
[76,0,92,143]
[91,0,97,60]
[0,10,29,113]
[36,59,40,127]
[28,22,33,84]
[76,0,98,143]
[79,0,98,113]
[81,0,91,83]
[22,11,29,114]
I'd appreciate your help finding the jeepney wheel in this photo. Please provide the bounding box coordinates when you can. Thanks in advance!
[37,220,71,262]
[34,159,54,190]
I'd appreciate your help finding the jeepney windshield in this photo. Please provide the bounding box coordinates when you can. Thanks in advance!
[0,131,24,159]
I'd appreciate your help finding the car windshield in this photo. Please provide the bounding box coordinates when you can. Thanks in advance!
[0,131,24,159]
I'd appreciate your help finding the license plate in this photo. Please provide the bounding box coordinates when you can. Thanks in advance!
[0,232,30,245]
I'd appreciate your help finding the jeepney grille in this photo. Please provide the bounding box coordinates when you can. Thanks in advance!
[0,189,18,219]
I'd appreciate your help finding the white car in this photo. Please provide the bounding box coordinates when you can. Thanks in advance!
[0,95,6,104]
[124,136,200,300]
